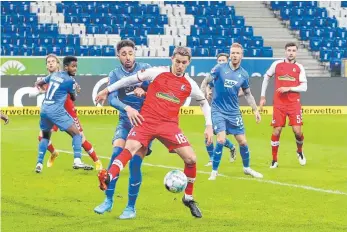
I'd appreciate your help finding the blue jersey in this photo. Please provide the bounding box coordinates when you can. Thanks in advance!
[108,62,151,121]
[210,63,250,117]
[41,71,75,112]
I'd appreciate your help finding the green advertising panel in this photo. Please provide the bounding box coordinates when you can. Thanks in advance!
[0,56,274,77]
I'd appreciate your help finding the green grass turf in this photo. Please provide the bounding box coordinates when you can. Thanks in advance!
[1,115,347,232]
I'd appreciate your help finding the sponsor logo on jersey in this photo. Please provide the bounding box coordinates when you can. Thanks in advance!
[156,92,180,104]
[224,79,238,88]
[278,74,296,81]
[124,85,140,95]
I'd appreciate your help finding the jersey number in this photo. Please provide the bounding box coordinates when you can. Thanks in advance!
[236,116,244,126]
[296,115,302,123]
[175,133,187,144]
[46,82,60,100]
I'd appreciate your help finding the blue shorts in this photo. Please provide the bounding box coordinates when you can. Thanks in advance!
[112,119,153,156]
[112,119,132,143]
[212,111,245,135]
[40,108,74,132]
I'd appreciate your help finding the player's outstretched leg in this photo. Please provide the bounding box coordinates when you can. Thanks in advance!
[119,155,143,219]
[82,139,103,170]
[224,138,236,162]
[98,148,134,191]
[204,139,214,166]
[94,146,123,214]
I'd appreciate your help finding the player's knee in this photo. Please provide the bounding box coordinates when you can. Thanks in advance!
[216,138,226,145]
[273,127,282,136]
[183,155,196,165]
[294,131,302,139]
[42,130,51,140]
[238,139,247,147]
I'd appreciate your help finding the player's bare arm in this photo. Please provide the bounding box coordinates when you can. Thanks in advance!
[35,78,47,89]
[200,74,213,96]
[1,111,9,125]
[243,88,261,124]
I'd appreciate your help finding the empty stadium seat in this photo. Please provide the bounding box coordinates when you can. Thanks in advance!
[2,1,272,57]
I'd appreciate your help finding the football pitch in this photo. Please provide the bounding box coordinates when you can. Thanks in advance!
[1,115,347,232]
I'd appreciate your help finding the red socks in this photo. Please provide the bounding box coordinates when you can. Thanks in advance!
[271,134,280,162]
[109,149,133,179]
[295,134,304,153]
[82,140,98,162]
[184,163,196,195]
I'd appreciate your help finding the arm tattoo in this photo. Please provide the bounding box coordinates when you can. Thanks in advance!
[200,74,213,94]
[243,88,258,111]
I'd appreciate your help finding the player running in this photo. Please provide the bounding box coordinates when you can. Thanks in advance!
[34,56,94,173]
[32,54,101,171]
[259,42,307,168]
[1,111,9,125]
[94,40,152,219]
[200,53,236,166]
[95,47,213,218]
[207,43,263,181]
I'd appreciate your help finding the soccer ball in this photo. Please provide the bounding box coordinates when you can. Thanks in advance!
[164,170,188,193]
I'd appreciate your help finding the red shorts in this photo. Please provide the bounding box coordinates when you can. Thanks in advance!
[127,120,190,152]
[52,105,83,132]
[271,104,303,127]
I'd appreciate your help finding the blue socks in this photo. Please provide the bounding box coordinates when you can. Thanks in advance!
[105,146,144,209]
[224,139,234,149]
[128,155,143,208]
[212,142,224,171]
[205,140,214,161]
[106,146,123,199]
[37,138,49,164]
[240,145,250,168]
[72,134,82,159]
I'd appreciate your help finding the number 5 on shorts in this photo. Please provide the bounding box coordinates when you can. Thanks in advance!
[296,115,302,123]
[175,133,187,144]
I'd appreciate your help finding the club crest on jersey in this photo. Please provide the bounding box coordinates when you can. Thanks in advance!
[156,92,180,104]
[278,74,295,81]
[181,85,186,91]
[293,68,296,72]
[224,79,238,88]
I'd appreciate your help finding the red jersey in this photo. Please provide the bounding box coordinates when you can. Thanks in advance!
[64,93,75,111]
[138,67,205,123]
[265,60,307,106]
[108,66,206,124]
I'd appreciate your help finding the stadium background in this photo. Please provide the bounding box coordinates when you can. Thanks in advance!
[1,1,347,232]
[1,0,347,111]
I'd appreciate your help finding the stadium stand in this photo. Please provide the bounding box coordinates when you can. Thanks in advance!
[267,1,347,76]
[1,1,271,58]
[2,1,346,77]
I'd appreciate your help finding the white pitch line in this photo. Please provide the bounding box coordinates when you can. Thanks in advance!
[56,149,347,196]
